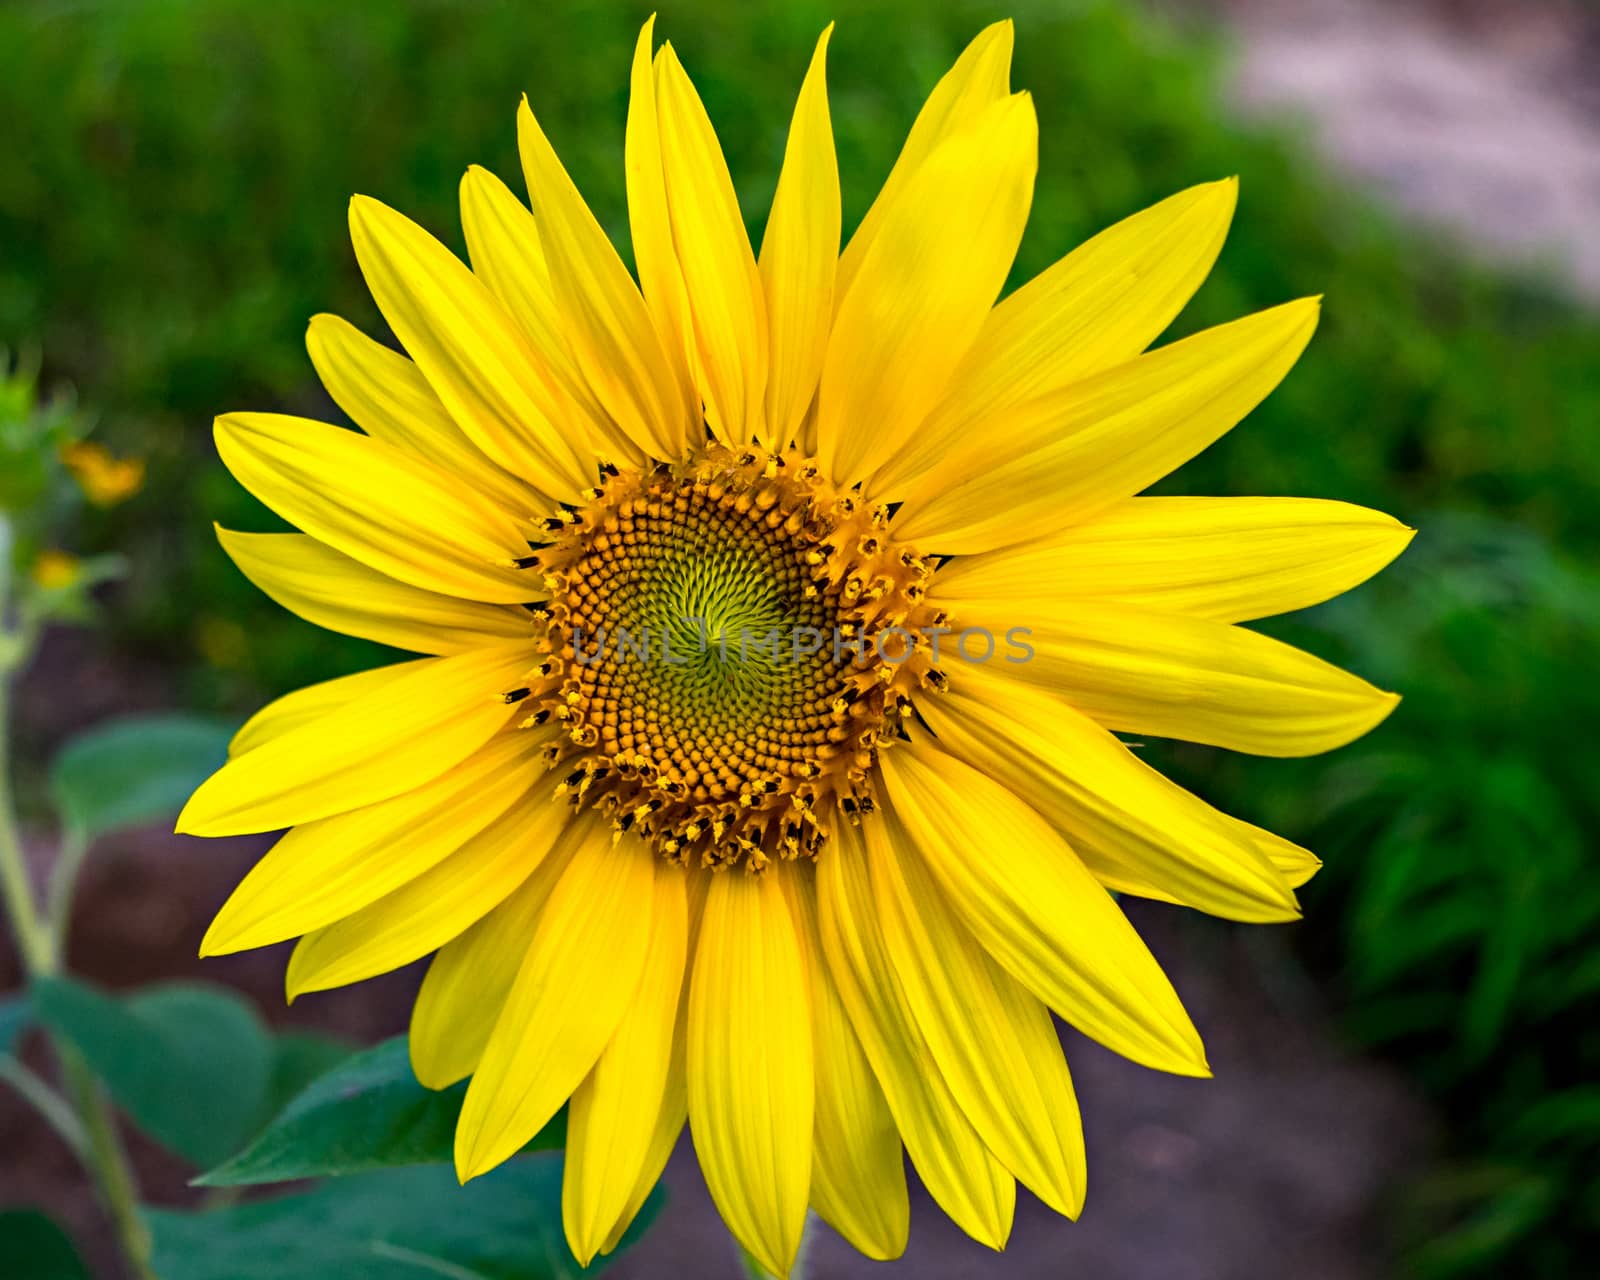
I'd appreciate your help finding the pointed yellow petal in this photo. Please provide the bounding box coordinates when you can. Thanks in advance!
[458,165,633,465]
[688,870,813,1278]
[304,313,542,519]
[894,298,1322,553]
[917,671,1300,922]
[979,598,1399,757]
[836,20,1013,302]
[286,779,569,997]
[867,813,1085,1217]
[178,643,531,837]
[759,27,840,450]
[455,829,656,1180]
[780,867,909,1262]
[217,528,534,655]
[200,732,541,955]
[213,413,533,604]
[879,741,1209,1076]
[228,661,422,758]
[934,496,1414,624]
[408,820,586,1090]
[348,195,595,500]
[655,44,768,449]
[815,93,1036,486]
[876,179,1237,493]
[563,862,687,1266]
[817,822,1015,1250]
[518,97,696,460]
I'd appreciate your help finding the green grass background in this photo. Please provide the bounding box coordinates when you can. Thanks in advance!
[2,0,1597,1272]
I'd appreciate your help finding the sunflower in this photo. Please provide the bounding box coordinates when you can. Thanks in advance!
[180,17,1411,1276]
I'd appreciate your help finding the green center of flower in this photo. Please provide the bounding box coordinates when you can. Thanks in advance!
[522,445,943,867]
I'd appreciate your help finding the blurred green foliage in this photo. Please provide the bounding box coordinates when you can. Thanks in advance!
[1,0,1597,1272]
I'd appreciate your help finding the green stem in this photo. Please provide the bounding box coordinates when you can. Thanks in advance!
[0,678,51,974]
[60,1044,157,1280]
[0,1055,89,1157]
[46,824,90,968]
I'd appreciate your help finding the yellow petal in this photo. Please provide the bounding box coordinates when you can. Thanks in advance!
[286,779,570,997]
[228,661,423,758]
[458,165,631,465]
[455,828,656,1180]
[625,16,701,450]
[687,870,813,1278]
[867,813,1085,1217]
[917,671,1300,922]
[563,862,688,1266]
[217,528,534,655]
[815,93,1036,486]
[213,413,534,604]
[982,598,1399,757]
[933,496,1414,624]
[836,21,1013,303]
[348,196,596,500]
[1235,818,1322,890]
[304,313,542,519]
[518,97,696,461]
[178,643,531,837]
[408,819,586,1090]
[816,822,1015,1250]
[200,732,541,955]
[879,741,1208,1076]
[655,44,768,449]
[781,867,908,1261]
[876,179,1237,494]
[894,298,1322,553]
[758,27,839,450]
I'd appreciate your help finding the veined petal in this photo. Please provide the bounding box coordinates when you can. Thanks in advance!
[408,819,586,1090]
[455,828,656,1181]
[228,661,423,758]
[217,528,535,655]
[817,821,1015,1250]
[304,313,542,520]
[655,44,768,449]
[879,740,1208,1076]
[836,20,1013,302]
[894,298,1322,553]
[348,195,594,500]
[1237,818,1322,889]
[563,862,688,1266]
[759,27,839,451]
[286,778,570,997]
[780,867,908,1261]
[979,598,1399,756]
[688,870,813,1279]
[876,180,1237,493]
[867,813,1085,1217]
[917,669,1300,922]
[518,97,696,460]
[624,17,701,448]
[933,496,1414,624]
[200,731,541,955]
[213,413,534,604]
[815,93,1036,486]
[178,643,532,837]
[458,166,629,464]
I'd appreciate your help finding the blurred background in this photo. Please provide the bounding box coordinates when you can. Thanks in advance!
[2,0,1597,1275]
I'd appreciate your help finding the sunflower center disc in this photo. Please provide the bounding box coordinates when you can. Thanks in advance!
[524,444,943,868]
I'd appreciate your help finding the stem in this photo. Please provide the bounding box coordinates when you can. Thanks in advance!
[60,1044,157,1280]
[0,1055,89,1157]
[0,678,51,973]
[46,824,90,968]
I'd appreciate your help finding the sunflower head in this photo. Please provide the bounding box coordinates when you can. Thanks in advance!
[182,16,1410,1278]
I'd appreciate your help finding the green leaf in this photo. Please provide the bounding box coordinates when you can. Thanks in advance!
[48,712,235,839]
[198,1035,564,1187]
[150,1158,660,1279]
[0,992,28,1056]
[0,1208,91,1280]
[263,1030,356,1117]
[31,976,273,1168]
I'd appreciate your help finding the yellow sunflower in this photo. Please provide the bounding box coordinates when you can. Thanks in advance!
[180,17,1411,1276]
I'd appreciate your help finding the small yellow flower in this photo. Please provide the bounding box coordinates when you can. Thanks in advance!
[181,19,1411,1275]
[60,441,145,507]
[31,549,83,591]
